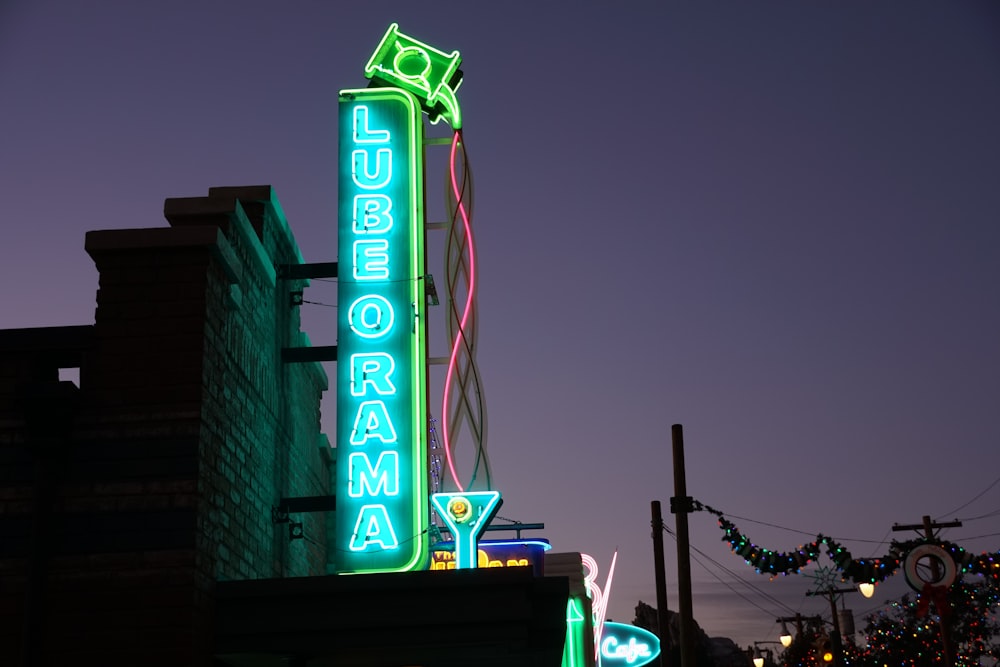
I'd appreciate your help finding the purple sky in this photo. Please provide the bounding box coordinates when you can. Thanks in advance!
[3,0,999,649]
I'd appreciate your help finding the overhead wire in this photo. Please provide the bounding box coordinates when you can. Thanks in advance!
[720,510,902,545]
[936,473,1000,520]
[666,520,912,638]
[958,508,1000,522]
[301,299,336,308]
[663,525,801,619]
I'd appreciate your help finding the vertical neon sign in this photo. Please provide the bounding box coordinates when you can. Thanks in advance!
[336,87,428,573]
[563,597,588,667]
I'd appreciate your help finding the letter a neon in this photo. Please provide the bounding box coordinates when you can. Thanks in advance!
[350,400,398,445]
[350,504,399,551]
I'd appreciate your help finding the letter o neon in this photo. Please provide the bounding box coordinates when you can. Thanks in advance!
[349,295,395,338]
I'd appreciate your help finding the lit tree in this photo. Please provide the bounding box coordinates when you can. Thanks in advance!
[778,617,829,667]
[859,575,1000,667]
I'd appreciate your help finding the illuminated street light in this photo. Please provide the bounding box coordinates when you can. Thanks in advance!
[751,641,783,667]
[858,582,875,598]
[805,583,861,667]
[775,614,825,649]
[779,620,792,648]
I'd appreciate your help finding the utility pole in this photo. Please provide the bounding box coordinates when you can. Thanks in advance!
[671,425,695,667]
[805,587,857,667]
[892,515,962,540]
[892,515,962,667]
[651,500,671,666]
[776,613,823,643]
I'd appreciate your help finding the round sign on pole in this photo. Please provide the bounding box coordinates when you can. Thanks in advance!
[903,544,956,592]
[599,622,662,667]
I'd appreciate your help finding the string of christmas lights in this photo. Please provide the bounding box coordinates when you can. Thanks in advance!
[696,501,1000,584]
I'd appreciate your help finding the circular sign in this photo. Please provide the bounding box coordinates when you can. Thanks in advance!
[903,544,956,592]
[446,496,472,523]
[600,622,661,667]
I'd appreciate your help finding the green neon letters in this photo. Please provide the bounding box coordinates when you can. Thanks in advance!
[364,23,463,128]
[336,88,428,573]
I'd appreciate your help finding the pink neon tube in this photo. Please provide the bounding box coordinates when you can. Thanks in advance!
[441,130,475,492]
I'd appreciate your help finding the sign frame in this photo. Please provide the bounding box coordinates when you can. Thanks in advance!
[335,86,428,574]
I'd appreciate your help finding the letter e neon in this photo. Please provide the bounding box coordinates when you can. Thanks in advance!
[353,239,390,280]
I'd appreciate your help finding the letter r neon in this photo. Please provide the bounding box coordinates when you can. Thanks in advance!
[350,353,396,396]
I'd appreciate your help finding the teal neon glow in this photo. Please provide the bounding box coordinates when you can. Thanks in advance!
[562,597,588,667]
[350,353,396,396]
[348,295,395,338]
[599,623,660,667]
[348,451,399,497]
[349,400,398,445]
[353,148,393,188]
[353,194,393,233]
[353,106,390,143]
[336,87,427,574]
[353,240,390,279]
[430,491,501,569]
[364,23,463,128]
[349,504,399,551]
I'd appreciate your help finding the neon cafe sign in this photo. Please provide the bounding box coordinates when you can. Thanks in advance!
[562,553,661,667]
[335,24,469,573]
[599,623,660,667]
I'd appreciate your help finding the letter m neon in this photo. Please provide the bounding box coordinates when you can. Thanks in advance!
[348,451,400,497]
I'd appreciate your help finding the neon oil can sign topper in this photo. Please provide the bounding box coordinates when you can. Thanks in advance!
[335,24,469,574]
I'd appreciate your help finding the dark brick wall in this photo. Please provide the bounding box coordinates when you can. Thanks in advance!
[0,186,331,665]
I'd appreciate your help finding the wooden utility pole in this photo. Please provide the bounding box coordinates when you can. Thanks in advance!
[671,425,696,667]
[892,515,963,667]
[892,515,962,540]
[651,500,671,666]
[805,587,855,667]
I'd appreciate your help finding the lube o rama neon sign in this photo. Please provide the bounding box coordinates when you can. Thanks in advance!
[335,24,464,574]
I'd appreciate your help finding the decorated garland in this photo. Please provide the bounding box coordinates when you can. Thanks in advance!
[696,501,1000,584]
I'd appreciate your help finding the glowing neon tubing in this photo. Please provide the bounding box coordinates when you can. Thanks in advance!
[595,550,618,660]
[441,128,476,492]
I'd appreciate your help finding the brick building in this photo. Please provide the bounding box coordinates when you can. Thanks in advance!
[0,186,567,666]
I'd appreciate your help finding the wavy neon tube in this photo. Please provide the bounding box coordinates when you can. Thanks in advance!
[441,129,475,492]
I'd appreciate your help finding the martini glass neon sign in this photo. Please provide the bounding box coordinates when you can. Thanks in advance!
[430,491,501,569]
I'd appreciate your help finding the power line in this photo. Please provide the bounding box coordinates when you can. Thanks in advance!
[936,473,1000,519]
[664,525,800,618]
[302,299,337,308]
[715,509,907,545]
[955,507,1000,523]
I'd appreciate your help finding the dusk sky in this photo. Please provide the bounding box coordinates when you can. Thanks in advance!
[3,1,999,650]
